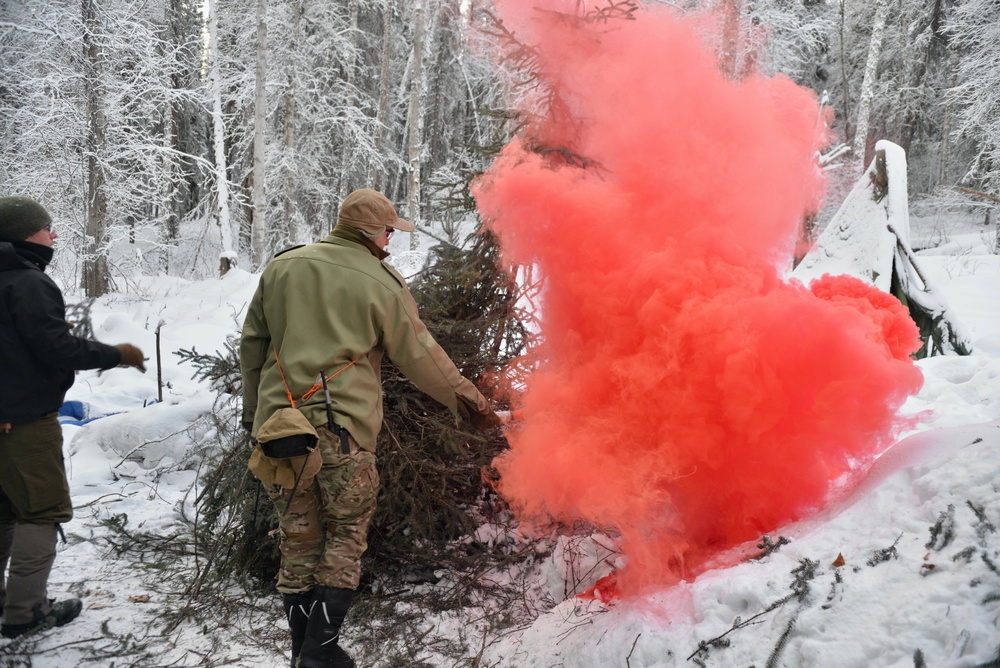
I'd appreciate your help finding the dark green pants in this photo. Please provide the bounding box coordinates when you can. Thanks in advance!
[0,414,71,624]
[0,413,73,524]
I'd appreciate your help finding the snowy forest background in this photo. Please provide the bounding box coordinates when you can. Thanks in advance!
[2,0,999,292]
[4,1,1000,667]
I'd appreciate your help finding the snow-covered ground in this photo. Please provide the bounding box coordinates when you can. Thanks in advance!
[2,222,999,667]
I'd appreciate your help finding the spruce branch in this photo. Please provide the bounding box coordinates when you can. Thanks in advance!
[688,559,817,663]
[982,553,1000,576]
[867,533,904,567]
[967,500,998,541]
[952,546,977,563]
[765,611,799,668]
[751,534,791,561]
[65,298,97,341]
[926,504,956,550]
[822,568,844,610]
[174,337,242,395]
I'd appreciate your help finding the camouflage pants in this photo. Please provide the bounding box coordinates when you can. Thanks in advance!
[265,426,378,593]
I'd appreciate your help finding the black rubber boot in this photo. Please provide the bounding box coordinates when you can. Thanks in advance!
[282,591,312,668]
[298,586,356,668]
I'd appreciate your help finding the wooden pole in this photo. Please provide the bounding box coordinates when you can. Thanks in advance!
[156,320,165,403]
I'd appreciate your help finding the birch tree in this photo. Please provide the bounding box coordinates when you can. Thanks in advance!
[851,0,890,168]
[82,0,110,297]
[405,0,429,249]
[335,0,362,201]
[280,0,302,244]
[206,0,237,276]
[370,0,395,191]
[250,0,269,269]
[158,1,181,273]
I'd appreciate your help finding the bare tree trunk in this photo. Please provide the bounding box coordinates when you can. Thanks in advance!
[938,49,959,187]
[208,0,235,275]
[337,0,361,199]
[250,0,269,268]
[838,0,852,144]
[82,0,109,297]
[717,0,751,79]
[283,0,301,244]
[159,0,183,275]
[853,0,891,168]
[370,0,394,192]
[406,0,428,250]
[894,0,944,156]
[426,12,455,169]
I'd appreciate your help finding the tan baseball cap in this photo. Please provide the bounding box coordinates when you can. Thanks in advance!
[336,189,415,234]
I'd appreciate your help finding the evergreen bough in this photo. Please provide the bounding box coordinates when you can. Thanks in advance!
[366,227,524,578]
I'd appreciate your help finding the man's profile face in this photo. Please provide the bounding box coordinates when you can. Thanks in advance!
[375,226,394,250]
[23,223,57,247]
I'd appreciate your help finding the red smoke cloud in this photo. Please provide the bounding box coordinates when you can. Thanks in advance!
[472,2,924,596]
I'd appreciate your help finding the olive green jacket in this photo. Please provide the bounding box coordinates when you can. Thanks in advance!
[240,230,490,452]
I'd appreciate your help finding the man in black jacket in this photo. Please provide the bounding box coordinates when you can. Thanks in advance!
[0,195,146,639]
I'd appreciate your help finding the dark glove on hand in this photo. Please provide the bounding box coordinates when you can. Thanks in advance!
[457,396,502,432]
[473,408,503,432]
[115,343,147,373]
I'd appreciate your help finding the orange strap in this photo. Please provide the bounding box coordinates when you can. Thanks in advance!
[272,345,362,408]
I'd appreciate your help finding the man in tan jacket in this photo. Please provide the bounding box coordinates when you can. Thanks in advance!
[240,189,497,668]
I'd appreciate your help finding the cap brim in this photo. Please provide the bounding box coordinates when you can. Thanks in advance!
[391,217,416,233]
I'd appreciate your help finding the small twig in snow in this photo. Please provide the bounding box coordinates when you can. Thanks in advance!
[626,633,641,667]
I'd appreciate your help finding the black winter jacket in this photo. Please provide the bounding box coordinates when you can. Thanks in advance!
[0,241,121,423]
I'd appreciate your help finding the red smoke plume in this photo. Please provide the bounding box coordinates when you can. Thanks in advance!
[472,2,924,596]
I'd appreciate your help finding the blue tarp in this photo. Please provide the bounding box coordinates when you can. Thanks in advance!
[58,400,156,426]
[58,400,106,425]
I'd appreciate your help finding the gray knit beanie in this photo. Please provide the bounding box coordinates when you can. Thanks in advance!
[0,196,52,241]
